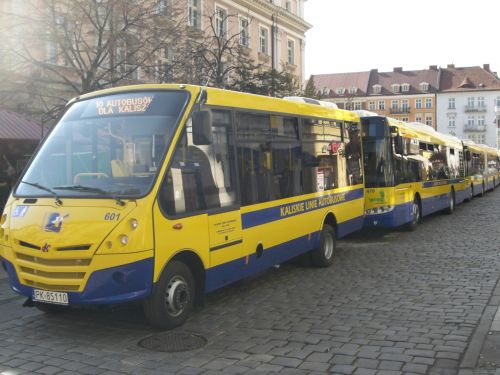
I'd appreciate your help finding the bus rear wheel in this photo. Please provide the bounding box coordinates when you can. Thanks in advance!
[144,261,195,330]
[311,224,336,267]
[406,198,420,231]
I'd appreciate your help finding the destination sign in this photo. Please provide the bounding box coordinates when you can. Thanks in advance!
[95,95,154,115]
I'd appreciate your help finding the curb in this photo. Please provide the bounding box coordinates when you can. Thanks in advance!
[460,273,500,370]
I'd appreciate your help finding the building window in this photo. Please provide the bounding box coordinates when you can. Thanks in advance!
[420,82,429,91]
[496,97,500,107]
[448,97,455,109]
[154,47,173,83]
[259,26,269,55]
[391,100,398,109]
[215,6,228,38]
[239,17,249,47]
[285,1,292,11]
[467,97,475,109]
[287,39,295,65]
[378,101,385,110]
[478,96,485,108]
[402,99,409,111]
[425,115,432,127]
[448,116,456,127]
[478,115,485,126]
[155,0,171,16]
[402,83,410,92]
[368,101,375,110]
[336,87,345,95]
[467,116,475,126]
[349,86,357,95]
[402,117,409,122]
[373,85,382,94]
[391,84,400,93]
[425,98,432,109]
[415,99,422,109]
[188,0,201,29]
[354,102,362,110]
[415,115,422,123]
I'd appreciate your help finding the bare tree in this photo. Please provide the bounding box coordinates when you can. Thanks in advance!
[1,0,185,121]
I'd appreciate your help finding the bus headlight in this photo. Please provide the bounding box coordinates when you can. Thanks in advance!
[365,205,394,215]
[130,218,139,230]
[119,234,129,246]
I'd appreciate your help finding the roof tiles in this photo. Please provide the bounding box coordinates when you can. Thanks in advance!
[0,108,41,141]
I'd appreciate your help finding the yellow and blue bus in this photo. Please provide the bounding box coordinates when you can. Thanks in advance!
[462,140,499,197]
[0,84,364,328]
[359,112,468,230]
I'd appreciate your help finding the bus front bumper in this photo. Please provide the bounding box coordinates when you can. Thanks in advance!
[363,202,413,228]
[1,256,153,305]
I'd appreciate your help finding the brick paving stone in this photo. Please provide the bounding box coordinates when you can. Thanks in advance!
[329,364,356,374]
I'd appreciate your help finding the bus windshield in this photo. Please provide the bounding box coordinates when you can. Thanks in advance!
[16,90,189,198]
[361,117,394,188]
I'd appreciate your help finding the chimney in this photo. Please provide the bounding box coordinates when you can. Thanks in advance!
[393,67,403,72]
[447,64,455,69]
[429,65,438,70]
[371,68,378,73]
[483,64,490,72]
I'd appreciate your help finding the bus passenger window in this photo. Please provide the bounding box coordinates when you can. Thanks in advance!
[159,109,238,216]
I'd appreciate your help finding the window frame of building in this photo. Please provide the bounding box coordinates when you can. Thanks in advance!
[373,84,382,94]
[215,5,228,39]
[391,100,398,110]
[425,98,432,109]
[415,98,422,109]
[402,99,409,111]
[239,16,250,47]
[415,115,422,123]
[478,115,485,126]
[378,100,385,111]
[287,39,295,65]
[336,87,345,95]
[391,84,400,94]
[402,83,410,92]
[478,96,485,108]
[425,115,432,127]
[188,0,201,29]
[259,25,269,55]
[467,115,475,126]
[349,86,357,95]
[448,115,456,128]
[155,0,172,16]
[448,97,456,110]
[467,97,475,109]
[368,101,375,111]
[354,102,362,110]
[420,82,429,92]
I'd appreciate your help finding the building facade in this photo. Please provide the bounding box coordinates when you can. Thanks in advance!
[0,0,311,120]
[436,64,500,148]
[310,64,500,147]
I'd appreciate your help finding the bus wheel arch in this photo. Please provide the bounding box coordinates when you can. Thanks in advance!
[311,213,337,268]
[144,250,205,330]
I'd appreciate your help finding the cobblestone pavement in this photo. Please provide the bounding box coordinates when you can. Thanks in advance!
[1,190,500,375]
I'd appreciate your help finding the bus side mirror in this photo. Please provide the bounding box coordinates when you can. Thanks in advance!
[394,135,405,155]
[192,110,212,145]
[465,151,471,161]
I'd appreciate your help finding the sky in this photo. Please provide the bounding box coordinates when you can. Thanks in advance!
[304,0,500,78]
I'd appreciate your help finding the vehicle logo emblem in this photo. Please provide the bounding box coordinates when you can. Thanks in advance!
[41,243,51,253]
[44,213,69,233]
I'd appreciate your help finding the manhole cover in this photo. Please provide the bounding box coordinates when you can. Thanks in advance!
[138,332,207,352]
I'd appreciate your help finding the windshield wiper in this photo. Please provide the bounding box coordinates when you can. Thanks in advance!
[20,181,63,206]
[53,185,126,206]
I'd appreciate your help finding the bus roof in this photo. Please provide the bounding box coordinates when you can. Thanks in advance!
[72,84,359,123]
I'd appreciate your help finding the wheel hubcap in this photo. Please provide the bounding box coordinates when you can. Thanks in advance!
[324,232,334,260]
[413,203,419,224]
[165,276,189,317]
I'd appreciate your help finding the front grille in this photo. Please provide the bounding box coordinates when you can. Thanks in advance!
[14,248,92,292]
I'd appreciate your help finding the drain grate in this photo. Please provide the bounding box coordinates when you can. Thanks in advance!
[138,332,207,352]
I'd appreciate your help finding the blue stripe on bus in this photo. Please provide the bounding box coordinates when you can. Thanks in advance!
[241,188,364,229]
[422,179,464,188]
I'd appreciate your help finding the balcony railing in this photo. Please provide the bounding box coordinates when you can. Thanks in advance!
[464,105,487,112]
[464,124,486,132]
[389,107,411,114]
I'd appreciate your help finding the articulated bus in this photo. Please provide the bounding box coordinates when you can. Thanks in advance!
[359,112,469,230]
[0,84,365,328]
[462,141,500,197]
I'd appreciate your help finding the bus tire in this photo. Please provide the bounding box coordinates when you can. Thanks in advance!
[445,189,455,214]
[480,183,485,197]
[143,261,195,330]
[311,224,336,267]
[465,185,473,202]
[406,198,420,231]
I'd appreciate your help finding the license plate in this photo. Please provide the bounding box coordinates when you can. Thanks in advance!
[32,289,69,305]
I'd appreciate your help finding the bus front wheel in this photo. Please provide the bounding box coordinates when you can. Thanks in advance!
[311,224,336,267]
[144,261,195,330]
